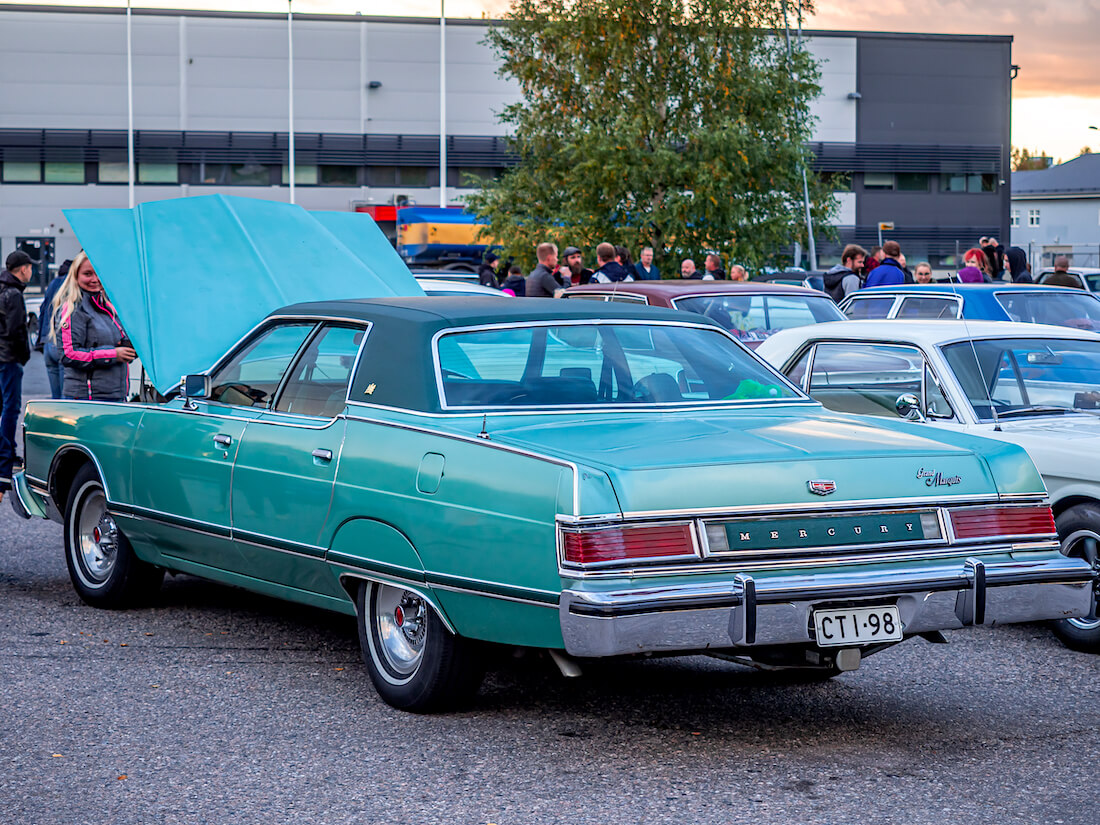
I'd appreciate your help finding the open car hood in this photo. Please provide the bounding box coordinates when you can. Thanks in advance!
[65,194,423,395]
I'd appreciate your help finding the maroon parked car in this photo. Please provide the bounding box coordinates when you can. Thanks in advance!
[562,281,845,347]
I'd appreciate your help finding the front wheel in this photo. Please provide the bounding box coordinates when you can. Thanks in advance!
[1051,504,1100,653]
[64,464,163,608]
[356,581,484,712]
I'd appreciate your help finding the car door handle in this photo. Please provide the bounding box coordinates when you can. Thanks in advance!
[312,448,333,462]
[214,434,233,448]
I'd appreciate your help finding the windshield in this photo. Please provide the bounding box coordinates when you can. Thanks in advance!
[1086,274,1100,292]
[995,291,1100,331]
[670,293,844,343]
[941,337,1100,421]
[436,323,801,408]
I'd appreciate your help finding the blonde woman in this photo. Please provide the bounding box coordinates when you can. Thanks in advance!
[50,252,135,401]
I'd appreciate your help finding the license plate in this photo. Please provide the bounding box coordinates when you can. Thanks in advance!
[813,606,903,647]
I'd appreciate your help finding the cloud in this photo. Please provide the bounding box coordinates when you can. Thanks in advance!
[811,0,1100,98]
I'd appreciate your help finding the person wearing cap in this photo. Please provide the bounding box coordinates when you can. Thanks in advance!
[39,258,71,398]
[0,250,34,501]
[477,252,502,289]
[561,246,593,285]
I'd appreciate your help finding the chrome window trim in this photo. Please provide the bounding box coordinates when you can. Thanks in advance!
[346,397,819,419]
[556,518,703,572]
[891,294,963,319]
[430,317,808,412]
[839,294,903,319]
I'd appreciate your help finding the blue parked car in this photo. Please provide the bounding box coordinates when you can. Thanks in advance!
[839,283,1100,332]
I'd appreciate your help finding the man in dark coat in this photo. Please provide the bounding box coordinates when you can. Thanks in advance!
[634,247,659,280]
[591,243,634,283]
[477,252,502,288]
[0,250,33,500]
[704,254,727,280]
[562,246,593,285]
[1004,247,1033,283]
[526,242,566,297]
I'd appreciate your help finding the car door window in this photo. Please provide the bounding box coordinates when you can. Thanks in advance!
[844,297,896,319]
[275,324,365,418]
[808,342,925,417]
[896,296,960,319]
[209,323,316,408]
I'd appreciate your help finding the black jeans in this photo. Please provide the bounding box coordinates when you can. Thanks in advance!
[0,360,24,490]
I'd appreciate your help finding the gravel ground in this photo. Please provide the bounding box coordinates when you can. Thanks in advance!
[2,353,1098,825]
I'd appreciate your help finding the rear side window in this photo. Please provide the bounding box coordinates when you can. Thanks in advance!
[844,296,896,319]
[896,296,960,319]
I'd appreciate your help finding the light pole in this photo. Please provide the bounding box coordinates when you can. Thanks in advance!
[439,0,447,208]
[126,0,134,208]
[288,0,295,204]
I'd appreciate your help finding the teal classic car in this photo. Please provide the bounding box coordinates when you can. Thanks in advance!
[10,196,1097,712]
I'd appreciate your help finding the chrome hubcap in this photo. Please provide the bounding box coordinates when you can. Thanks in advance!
[77,489,118,583]
[374,585,427,676]
[1063,530,1100,630]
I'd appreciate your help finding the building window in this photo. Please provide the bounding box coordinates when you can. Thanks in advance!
[367,166,398,186]
[139,163,180,184]
[282,164,318,185]
[2,161,41,182]
[194,162,271,185]
[451,166,500,187]
[44,162,85,183]
[863,172,895,190]
[1010,210,1019,227]
[396,166,438,187]
[940,173,997,193]
[1028,209,1041,226]
[820,172,852,192]
[896,173,929,191]
[98,161,129,183]
[318,165,358,186]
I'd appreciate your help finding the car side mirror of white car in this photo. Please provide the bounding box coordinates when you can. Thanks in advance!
[895,393,927,423]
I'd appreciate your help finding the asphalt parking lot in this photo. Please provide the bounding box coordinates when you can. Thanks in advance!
[3,354,1099,825]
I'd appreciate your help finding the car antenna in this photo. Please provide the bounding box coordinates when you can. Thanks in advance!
[478,413,491,440]
[945,256,1002,431]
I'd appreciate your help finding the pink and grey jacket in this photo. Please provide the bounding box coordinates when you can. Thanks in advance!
[59,290,128,401]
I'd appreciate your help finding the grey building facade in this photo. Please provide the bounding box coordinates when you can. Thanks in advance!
[0,4,1012,275]
[1011,153,1100,269]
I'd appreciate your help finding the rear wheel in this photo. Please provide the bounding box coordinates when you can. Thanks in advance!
[1051,504,1100,653]
[356,580,484,712]
[64,464,163,608]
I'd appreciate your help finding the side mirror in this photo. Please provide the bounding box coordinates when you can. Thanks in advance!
[182,374,210,410]
[895,393,926,422]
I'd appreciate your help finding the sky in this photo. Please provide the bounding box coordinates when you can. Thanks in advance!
[9,0,1100,163]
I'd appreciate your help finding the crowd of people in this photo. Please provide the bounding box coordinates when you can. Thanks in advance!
[823,236,1038,302]
[477,242,747,297]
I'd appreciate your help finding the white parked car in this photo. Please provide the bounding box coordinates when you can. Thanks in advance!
[758,319,1100,652]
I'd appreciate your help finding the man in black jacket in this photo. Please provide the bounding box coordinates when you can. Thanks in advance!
[477,252,502,288]
[0,250,33,500]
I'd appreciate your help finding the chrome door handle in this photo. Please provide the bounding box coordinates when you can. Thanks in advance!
[312,448,333,462]
[214,434,232,448]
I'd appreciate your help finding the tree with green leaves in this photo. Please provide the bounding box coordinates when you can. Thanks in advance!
[465,0,834,273]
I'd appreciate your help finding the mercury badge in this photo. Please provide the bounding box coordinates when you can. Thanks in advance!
[807,479,837,496]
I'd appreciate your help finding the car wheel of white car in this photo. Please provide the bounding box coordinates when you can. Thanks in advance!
[1052,504,1100,653]
[64,464,163,608]
[356,580,484,712]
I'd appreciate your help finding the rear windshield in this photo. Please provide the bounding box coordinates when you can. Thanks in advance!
[995,291,1100,331]
[670,293,844,342]
[436,323,801,408]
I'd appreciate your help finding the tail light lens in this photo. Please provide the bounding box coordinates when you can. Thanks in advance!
[949,506,1056,540]
[562,524,696,566]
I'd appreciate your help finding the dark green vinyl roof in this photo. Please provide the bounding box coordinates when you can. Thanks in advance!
[274,296,718,413]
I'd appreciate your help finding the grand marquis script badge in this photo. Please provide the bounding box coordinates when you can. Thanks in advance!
[917,467,962,487]
[807,480,837,496]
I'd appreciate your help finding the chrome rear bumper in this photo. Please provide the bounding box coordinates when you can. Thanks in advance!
[559,554,1094,657]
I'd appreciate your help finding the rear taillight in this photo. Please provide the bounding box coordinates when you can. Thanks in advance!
[949,506,1056,540]
[562,524,696,566]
